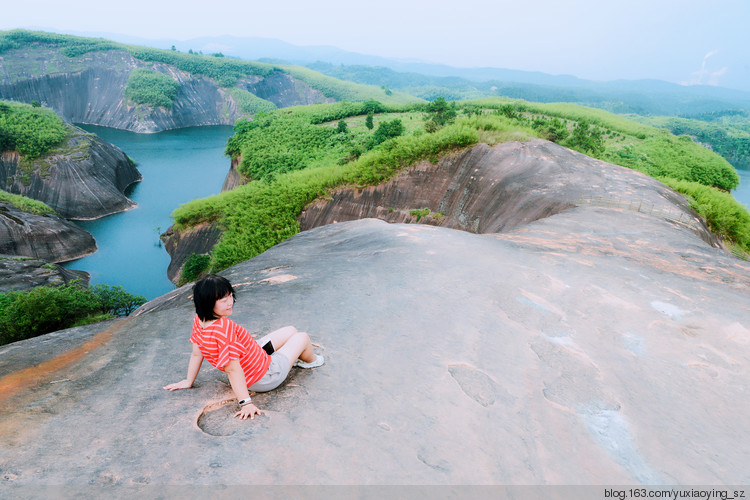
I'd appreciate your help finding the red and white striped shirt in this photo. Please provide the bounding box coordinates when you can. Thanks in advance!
[190,316,271,387]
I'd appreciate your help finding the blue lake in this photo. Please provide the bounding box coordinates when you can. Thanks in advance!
[62,125,234,300]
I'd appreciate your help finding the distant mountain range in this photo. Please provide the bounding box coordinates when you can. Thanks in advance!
[16,29,750,118]
[56,30,739,92]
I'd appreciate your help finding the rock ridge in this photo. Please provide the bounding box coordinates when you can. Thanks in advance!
[0,125,141,220]
[0,49,332,133]
[300,139,717,246]
[0,201,97,262]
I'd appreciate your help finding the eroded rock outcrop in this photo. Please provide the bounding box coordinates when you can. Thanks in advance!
[0,255,89,292]
[0,48,332,133]
[161,222,223,283]
[300,139,717,246]
[1,208,748,484]
[0,126,141,220]
[0,201,96,262]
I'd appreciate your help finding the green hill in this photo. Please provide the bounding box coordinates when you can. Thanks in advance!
[171,98,749,279]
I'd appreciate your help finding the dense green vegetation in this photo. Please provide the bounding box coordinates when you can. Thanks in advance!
[661,178,750,256]
[637,115,750,170]
[0,30,420,106]
[227,89,277,114]
[0,190,55,215]
[123,68,181,109]
[0,283,146,346]
[0,100,68,158]
[171,98,749,280]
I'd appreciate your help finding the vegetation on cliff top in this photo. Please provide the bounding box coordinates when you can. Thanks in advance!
[171,98,748,280]
[637,114,750,171]
[0,100,68,158]
[124,68,181,109]
[0,190,55,215]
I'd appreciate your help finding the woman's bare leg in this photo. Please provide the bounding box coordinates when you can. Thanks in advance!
[259,326,316,369]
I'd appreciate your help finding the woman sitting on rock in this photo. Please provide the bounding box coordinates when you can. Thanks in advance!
[163,274,324,420]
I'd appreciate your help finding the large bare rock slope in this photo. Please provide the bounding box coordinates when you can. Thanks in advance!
[1,140,749,486]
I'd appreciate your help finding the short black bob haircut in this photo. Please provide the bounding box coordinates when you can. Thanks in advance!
[193,274,236,321]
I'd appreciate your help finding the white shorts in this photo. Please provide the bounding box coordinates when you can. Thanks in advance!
[248,352,291,392]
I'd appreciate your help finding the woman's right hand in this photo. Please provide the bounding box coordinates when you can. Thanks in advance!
[235,403,264,420]
[163,379,192,391]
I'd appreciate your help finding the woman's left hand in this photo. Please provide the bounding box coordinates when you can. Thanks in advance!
[235,403,264,420]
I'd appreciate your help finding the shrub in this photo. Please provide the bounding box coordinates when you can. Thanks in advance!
[0,100,68,158]
[661,178,750,251]
[0,282,146,346]
[124,68,181,109]
[366,119,404,149]
[90,284,146,316]
[180,254,211,285]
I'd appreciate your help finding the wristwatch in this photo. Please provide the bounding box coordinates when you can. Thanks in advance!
[238,397,252,407]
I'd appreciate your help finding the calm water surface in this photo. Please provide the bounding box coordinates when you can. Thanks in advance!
[62,125,234,300]
[734,168,750,209]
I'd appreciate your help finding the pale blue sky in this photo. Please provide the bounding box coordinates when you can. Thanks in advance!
[2,0,748,89]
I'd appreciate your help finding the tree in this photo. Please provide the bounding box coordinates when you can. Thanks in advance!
[425,97,456,129]
[566,119,604,156]
[365,113,374,130]
[90,284,147,316]
[336,120,348,133]
[366,119,404,149]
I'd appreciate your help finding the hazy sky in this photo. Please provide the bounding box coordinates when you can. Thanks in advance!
[2,0,748,89]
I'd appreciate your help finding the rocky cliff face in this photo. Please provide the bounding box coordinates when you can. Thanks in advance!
[300,139,717,246]
[220,154,248,192]
[0,125,141,220]
[0,201,96,262]
[0,255,89,292]
[244,72,334,108]
[160,222,223,283]
[0,49,331,132]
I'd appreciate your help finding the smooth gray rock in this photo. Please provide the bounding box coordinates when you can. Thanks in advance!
[160,222,223,284]
[0,254,89,292]
[301,139,718,247]
[0,209,748,485]
[0,126,141,220]
[0,201,96,262]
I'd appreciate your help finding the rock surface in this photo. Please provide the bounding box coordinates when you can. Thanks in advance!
[161,222,223,283]
[0,126,141,220]
[0,255,89,292]
[0,48,332,133]
[0,201,96,262]
[300,139,718,247]
[1,207,748,484]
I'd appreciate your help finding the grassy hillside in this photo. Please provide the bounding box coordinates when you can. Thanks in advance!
[171,98,749,279]
[305,61,750,115]
[0,30,421,106]
[635,114,750,171]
